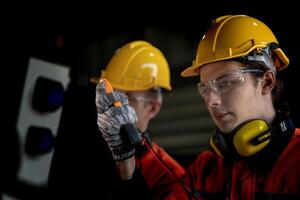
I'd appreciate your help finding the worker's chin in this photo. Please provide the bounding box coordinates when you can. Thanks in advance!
[216,122,236,134]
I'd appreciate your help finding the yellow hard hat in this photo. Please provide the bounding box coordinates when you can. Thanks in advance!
[181,15,289,77]
[101,41,171,91]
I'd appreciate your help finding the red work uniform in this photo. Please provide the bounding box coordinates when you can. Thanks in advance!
[136,140,186,199]
[137,129,300,199]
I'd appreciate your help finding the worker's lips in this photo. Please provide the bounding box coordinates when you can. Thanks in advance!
[213,112,230,121]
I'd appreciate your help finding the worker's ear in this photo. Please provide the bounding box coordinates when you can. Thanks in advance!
[147,100,161,120]
[261,70,276,95]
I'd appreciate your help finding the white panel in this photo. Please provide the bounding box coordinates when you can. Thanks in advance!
[15,57,70,185]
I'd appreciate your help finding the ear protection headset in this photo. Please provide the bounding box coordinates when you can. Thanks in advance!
[210,112,291,158]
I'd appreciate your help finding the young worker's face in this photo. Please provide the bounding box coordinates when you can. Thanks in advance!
[199,61,268,133]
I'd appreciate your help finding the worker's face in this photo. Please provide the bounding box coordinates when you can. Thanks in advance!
[199,61,268,133]
[123,91,159,132]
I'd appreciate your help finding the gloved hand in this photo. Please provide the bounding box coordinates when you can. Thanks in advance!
[96,81,137,161]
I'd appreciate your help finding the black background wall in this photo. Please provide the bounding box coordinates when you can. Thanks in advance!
[2,0,299,199]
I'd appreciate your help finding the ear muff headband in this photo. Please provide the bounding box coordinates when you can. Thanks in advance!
[210,137,224,158]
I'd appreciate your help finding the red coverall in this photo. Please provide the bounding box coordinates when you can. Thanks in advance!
[136,142,186,199]
[136,129,300,200]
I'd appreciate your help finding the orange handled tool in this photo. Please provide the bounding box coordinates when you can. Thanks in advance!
[99,79,142,147]
[99,79,122,107]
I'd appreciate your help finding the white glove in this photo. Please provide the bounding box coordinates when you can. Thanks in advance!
[96,81,137,160]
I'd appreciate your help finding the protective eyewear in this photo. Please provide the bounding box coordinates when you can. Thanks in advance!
[197,68,264,98]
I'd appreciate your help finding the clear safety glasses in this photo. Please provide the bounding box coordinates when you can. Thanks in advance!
[197,68,264,98]
[127,95,154,104]
[125,90,161,104]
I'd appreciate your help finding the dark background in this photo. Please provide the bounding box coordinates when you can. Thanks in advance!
[2,0,299,199]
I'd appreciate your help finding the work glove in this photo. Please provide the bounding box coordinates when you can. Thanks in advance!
[96,81,137,161]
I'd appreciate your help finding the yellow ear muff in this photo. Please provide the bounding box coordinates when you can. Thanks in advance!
[233,120,271,157]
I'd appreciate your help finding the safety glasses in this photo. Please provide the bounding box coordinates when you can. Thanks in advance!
[125,93,157,104]
[197,68,264,98]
